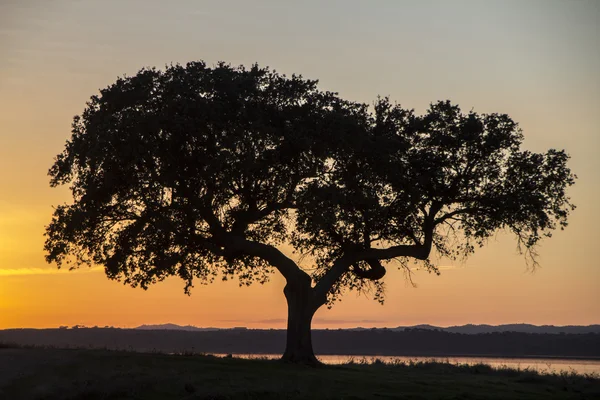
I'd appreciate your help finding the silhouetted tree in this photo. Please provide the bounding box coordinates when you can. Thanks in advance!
[45,62,575,364]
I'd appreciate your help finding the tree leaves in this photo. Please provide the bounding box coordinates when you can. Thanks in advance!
[45,62,575,303]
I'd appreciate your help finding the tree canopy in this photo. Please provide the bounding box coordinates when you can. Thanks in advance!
[47,62,350,289]
[45,61,575,363]
[297,98,576,303]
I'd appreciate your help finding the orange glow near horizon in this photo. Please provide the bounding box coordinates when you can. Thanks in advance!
[1,1,599,330]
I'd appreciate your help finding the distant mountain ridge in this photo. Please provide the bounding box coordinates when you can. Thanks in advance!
[392,324,600,334]
[4,327,600,358]
[136,324,220,332]
[135,323,600,334]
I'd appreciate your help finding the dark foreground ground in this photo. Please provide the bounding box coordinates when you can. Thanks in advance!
[1,347,599,400]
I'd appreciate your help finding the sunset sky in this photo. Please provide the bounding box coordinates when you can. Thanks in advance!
[1,0,598,330]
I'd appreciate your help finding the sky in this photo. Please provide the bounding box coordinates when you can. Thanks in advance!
[0,0,598,330]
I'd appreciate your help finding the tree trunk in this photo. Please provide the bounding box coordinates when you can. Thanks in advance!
[281,281,320,365]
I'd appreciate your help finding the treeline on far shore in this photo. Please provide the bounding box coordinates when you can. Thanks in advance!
[2,328,599,358]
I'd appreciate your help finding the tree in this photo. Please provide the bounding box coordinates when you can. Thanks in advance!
[45,62,576,364]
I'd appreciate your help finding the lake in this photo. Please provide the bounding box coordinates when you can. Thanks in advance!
[214,354,600,375]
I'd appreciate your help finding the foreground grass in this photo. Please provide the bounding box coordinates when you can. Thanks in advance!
[1,346,599,399]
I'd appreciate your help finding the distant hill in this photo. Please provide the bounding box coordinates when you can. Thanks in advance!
[135,324,219,332]
[134,323,600,335]
[2,328,599,358]
[388,324,600,335]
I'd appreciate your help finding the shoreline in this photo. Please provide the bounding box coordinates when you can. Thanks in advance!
[211,352,600,361]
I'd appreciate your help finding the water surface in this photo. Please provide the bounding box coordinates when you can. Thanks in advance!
[215,354,600,375]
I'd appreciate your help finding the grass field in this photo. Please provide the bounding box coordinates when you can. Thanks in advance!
[1,345,599,399]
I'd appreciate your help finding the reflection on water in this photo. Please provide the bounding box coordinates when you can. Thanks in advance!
[213,354,600,375]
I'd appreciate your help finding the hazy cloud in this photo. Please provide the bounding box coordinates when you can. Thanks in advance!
[257,318,287,324]
[0,266,103,276]
[437,265,463,271]
[410,264,463,272]
[313,318,387,325]
[216,317,389,326]
[217,318,287,324]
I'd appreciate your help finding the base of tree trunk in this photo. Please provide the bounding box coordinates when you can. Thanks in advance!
[282,281,321,366]
[281,351,321,366]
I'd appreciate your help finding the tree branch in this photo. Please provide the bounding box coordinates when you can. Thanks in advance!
[351,259,386,280]
[312,210,436,303]
[354,242,430,261]
[226,235,309,284]
[433,206,486,225]
[313,256,353,304]
[355,211,435,262]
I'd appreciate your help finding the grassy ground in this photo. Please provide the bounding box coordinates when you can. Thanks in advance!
[1,345,599,399]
